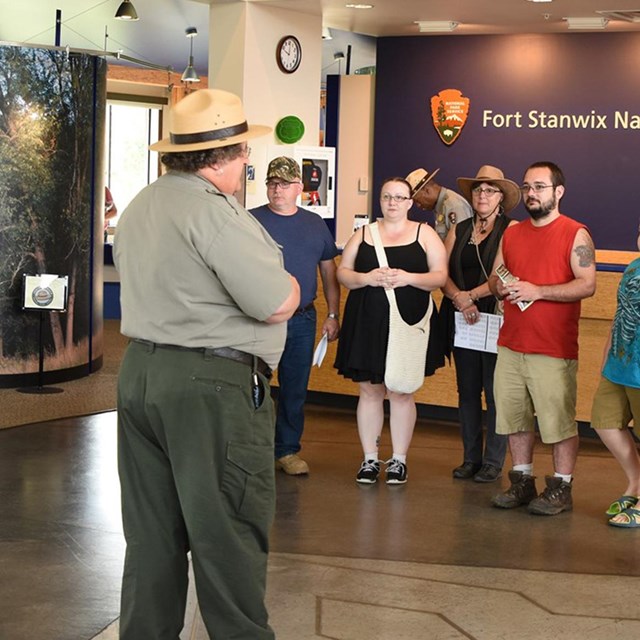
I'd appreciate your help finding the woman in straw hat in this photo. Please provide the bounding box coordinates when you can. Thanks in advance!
[439,165,521,483]
[114,89,299,639]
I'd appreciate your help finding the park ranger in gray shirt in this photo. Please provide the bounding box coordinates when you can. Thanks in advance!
[114,89,299,640]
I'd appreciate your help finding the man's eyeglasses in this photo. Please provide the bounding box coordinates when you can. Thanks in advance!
[381,194,411,202]
[471,186,501,196]
[520,183,554,194]
[266,180,298,190]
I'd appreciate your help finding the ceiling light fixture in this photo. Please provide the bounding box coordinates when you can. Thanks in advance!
[415,20,459,33]
[564,16,609,29]
[345,4,374,9]
[597,10,640,23]
[115,0,139,21]
[181,27,200,83]
[526,0,553,3]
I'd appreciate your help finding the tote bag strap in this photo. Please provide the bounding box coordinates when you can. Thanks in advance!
[369,221,434,328]
[368,222,400,312]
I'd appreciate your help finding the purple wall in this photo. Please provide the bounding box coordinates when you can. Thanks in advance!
[373,33,640,251]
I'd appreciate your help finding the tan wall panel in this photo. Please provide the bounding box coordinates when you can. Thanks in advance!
[280,262,621,423]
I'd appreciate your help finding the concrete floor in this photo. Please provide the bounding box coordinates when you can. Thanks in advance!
[2,406,639,639]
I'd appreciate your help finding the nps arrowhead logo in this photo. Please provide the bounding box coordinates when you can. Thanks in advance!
[430,89,470,146]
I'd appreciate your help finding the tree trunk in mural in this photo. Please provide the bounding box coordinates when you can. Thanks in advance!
[0,45,105,378]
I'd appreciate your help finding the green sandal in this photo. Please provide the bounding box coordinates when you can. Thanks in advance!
[605,495,638,517]
[609,506,640,528]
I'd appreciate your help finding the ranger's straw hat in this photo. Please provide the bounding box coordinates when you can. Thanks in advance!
[150,89,271,153]
[405,167,441,197]
[457,165,521,213]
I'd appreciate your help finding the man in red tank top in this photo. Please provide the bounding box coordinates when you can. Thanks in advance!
[488,162,596,516]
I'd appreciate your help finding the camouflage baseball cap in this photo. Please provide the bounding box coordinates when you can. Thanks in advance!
[266,156,301,182]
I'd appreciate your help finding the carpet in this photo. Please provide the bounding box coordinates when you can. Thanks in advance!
[0,320,125,430]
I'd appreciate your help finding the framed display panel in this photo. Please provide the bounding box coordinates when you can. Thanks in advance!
[23,275,69,312]
[292,145,336,219]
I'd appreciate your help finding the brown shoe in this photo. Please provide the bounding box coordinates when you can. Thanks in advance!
[528,476,573,515]
[491,470,537,509]
[276,454,309,475]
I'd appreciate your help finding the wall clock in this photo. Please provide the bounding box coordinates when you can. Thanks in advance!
[276,35,302,74]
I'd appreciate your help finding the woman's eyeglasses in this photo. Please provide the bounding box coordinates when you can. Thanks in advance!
[471,186,501,196]
[381,194,411,202]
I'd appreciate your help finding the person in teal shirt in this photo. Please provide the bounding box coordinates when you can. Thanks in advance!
[591,225,640,527]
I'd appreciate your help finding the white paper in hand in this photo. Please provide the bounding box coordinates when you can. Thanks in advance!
[312,333,328,367]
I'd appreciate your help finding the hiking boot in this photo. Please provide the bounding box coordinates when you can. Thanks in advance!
[385,459,408,485]
[356,459,381,484]
[452,462,482,479]
[276,454,309,475]
[528,476,573,515]
[491,470,537,509]
[473,464,502,483]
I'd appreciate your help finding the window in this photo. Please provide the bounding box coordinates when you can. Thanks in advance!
[105,100,162,224]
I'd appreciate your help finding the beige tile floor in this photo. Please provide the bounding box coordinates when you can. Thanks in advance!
[95,552,640,640]
[91,406,640,640]
[4,406,639,640]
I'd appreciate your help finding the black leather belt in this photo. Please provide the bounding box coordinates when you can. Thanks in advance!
[132,340,272,378]
[294,302,315,315]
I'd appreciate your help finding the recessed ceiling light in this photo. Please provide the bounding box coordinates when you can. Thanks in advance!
[526,0,553,3]
[564,16,609,29]
[345,4,374,8]
[415,20,459,33]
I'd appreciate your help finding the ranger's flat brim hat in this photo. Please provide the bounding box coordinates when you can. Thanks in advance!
[150,89,271,153]
[457,165,521,214]
[406,167,440,196]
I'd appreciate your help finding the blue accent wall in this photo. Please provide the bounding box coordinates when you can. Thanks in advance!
[374,33,640,251]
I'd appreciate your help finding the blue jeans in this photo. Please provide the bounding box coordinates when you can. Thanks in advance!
[453,346,507,468]
[275,308,317,459]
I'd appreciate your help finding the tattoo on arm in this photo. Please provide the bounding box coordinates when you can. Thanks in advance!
[574,243,595,268]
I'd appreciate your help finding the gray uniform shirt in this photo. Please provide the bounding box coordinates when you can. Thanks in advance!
[434,187,473,240]
[114,171,292,368]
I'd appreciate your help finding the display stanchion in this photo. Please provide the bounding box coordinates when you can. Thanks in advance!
[16,274,68,395]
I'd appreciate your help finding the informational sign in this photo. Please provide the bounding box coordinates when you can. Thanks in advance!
[22,274,68,311]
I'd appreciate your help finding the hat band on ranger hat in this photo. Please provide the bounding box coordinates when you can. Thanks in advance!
[170,121,248,145]
[411,173,431,196]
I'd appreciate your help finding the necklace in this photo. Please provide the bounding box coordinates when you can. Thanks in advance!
[468,213,493,245]
[476,211,495,234]
[468,206,501,245]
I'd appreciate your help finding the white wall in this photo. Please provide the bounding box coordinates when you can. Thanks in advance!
[209,3,323,209]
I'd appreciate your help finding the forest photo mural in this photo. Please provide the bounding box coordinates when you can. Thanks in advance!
[0,44,106,381]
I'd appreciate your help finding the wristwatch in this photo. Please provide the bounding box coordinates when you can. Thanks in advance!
[327,312,339,321]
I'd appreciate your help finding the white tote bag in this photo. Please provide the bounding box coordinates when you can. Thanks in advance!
[369,223,433,394]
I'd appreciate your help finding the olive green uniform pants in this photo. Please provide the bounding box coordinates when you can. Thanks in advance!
[117,341,276,639]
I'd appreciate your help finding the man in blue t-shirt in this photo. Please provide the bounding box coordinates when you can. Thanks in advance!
[251,157,340,475]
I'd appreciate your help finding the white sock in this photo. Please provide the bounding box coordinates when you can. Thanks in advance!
[364,452,378,462]
[554,472,572,483]
[392,453,407,464]
[513,463,533,476]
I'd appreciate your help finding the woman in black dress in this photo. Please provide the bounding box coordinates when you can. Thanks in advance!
[335,177,447,485]
[439,165,520,483]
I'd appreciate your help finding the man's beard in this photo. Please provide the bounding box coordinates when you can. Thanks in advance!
[525,193,556,220]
